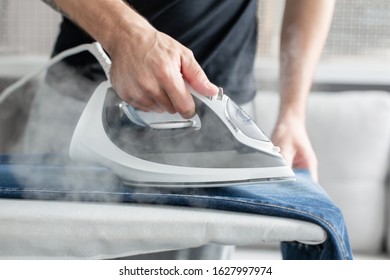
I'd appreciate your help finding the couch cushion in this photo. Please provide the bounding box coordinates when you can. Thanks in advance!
[253,91,390,254]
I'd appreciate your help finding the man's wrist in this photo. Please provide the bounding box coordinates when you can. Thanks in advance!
[103,10,155,57]
[276,103,306,125]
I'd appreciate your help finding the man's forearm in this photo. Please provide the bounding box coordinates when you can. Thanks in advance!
[44,0,153,56]
[42,0,218,118]
[278,0,335,122]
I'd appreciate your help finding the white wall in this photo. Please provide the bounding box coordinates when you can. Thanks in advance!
[0,0,61,55]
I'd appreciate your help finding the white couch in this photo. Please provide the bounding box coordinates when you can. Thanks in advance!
[239,90,390,259]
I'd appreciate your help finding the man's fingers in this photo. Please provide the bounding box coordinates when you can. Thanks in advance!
[138,80,176,113]
[279,146,294,168]
[122,94,155,112]
[163,70,196,119]
[292,151,319,182]
[181,49,219,97]
[150,53,196,118]
[119,77,178,113]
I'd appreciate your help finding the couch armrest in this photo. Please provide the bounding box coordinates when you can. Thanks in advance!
[253,91,390,255]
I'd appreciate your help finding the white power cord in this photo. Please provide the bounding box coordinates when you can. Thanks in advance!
[0,42,112,104]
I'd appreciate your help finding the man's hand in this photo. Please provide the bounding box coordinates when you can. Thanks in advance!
[271,119,318,182]
[53,0,218,118]
[109,28,218,118]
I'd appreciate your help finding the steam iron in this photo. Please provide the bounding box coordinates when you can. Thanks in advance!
[67,42,294,187]
[70,82,295,187]
[0,41,294,187]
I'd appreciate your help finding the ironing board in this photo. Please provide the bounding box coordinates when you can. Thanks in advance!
[0,154,352,259]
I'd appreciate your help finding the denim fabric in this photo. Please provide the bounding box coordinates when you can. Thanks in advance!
[0,154,353,260]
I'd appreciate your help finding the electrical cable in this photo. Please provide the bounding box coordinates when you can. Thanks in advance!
[0,42,111,104]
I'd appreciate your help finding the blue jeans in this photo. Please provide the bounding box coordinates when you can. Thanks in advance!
[0,154,353,260]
